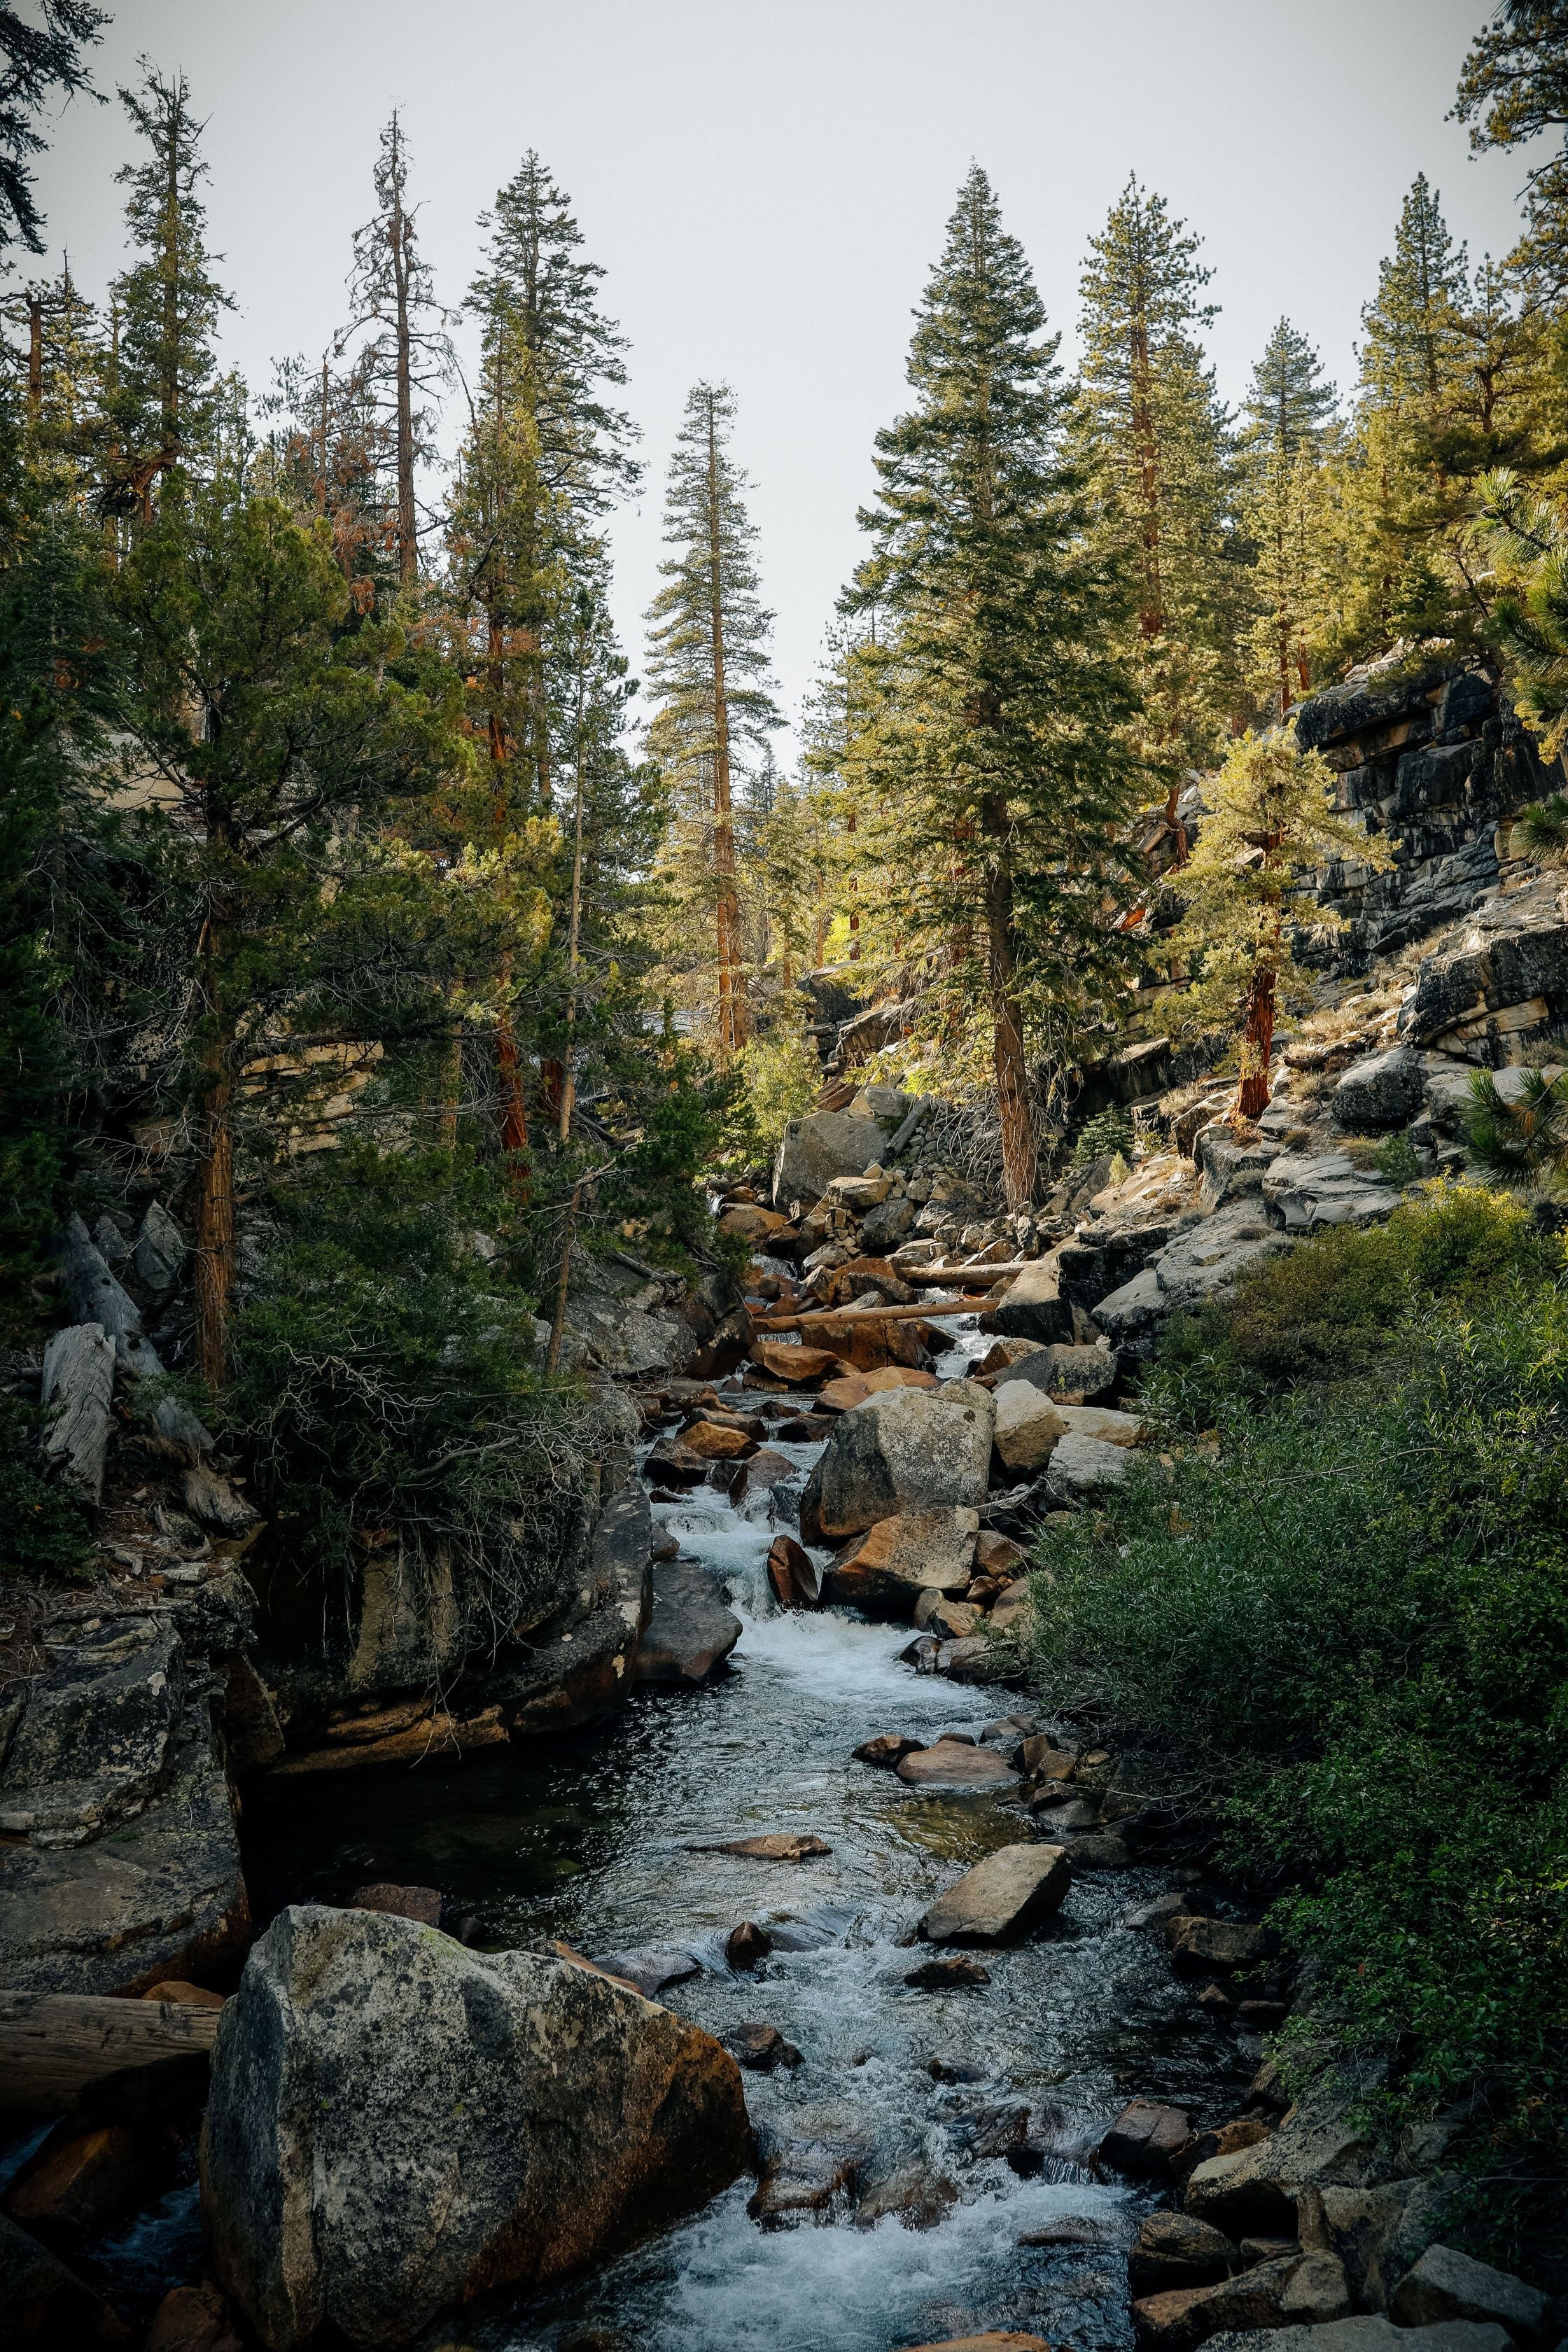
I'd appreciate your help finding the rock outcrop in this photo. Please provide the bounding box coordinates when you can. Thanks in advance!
[202,1905,752,2351]
[801,1385,993,1539]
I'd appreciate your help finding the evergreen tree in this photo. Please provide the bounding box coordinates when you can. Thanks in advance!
[1166,727,1387,1119]
[1242,319,1338,718]
[1075,175,1244,771]
[345,113,450,589]
[645,380,780,1058]
[0,0,105,253]
[1359,174,1468,428]
[109,60,234,520]
[841,164,1144,1208]
[1455,1,1568,305]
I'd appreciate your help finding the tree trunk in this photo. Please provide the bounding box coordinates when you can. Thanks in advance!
[981,808,1036,1211]
[559,671,587,1144]
[706,397,746,1056]
[27,293,41,424]
[388,120,417,589]
[192,915,234,1391]
[1236,960,1276,1121]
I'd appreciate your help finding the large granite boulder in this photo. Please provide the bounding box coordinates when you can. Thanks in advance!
[1261,1152,1401,1232]
[801,1386,993,1541]
[919,1842,1072,1942]
[820,1506,979,1613]
[633,1562,742,1684]
[1405,914,1568,1051]
[488,1485,653,1737]
[1331,1048,1425,1130]
[0,1617,186,1844]
[773,1112,884,1208]
[983,1259,1074,1345]
[991,1382,1065,1472]
[202,1905,750,2351]
[39,1324,115,1503]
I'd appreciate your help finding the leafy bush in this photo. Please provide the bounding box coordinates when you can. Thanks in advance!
[1025,1188,1568,2248]
[0,1394,94,1578]
[1373,1126,1422,1184]
[227,1140,598,1644]
[728,1026,822,1161]
[1155,1180,1548,1407]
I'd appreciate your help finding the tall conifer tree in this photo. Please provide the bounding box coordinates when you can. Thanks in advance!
[840,165,1143,1208]
[645,381,779,1058]
[1074,176,1242,771]
[1242,318,1338,717]
[108,60,232,519]
[346,113,449,589]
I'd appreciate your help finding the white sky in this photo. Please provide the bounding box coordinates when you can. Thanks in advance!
[31,1,1535,757]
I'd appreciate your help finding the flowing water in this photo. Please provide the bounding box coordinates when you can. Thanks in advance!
[234,1314,1256,2352]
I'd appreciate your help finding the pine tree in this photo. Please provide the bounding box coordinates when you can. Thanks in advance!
[1242,319,1338,718]
[1454,1,1568,306]
[345,113,449,589]
[840,164,1144,1208]
[1166,728,1388,1119]
[109,59,234,519]
[645,381,780,1058]
[1359,174,1469,429]
[1075,175,1244,771]
[0,0,106,253]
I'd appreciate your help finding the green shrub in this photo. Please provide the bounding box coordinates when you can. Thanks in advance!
[1373,1127,1422,1184]
[1026,1190,1568,2250]
[1072,1106,1135,1168]
[1154,1180,1549,1408]
[728,1026,822,1161]
[0,1393,94,1578]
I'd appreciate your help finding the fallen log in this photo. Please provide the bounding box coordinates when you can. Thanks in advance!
[902,1259,1033,1285]
[0,1989,222,2120]
[754,1296,993,1333]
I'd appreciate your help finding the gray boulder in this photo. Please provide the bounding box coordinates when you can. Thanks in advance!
[802,1385,993,1540]
[634,1562,741,1684]
[40,1323,115,1503]
[985,1257,1074,1345]
[134,1200,186,1292]
[1202,2323,1511,2352]
[860,1194,916,1252]
[1390,2246,1549,2346]
[1044,1429,1134,1506]
[773,1112,884,1208]
[1003,1342,1116,1403]
[1331,1048,1425,1130]
[1263,1152,1400,1232]
[919,1841,1071,1942]
[821,1506,978,1612]
[58,1216,160,1373]
[201,1905,751,2350]
[0,1616,186,1844]
[991,1380,1065,1471]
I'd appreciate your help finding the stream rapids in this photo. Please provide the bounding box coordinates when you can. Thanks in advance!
[234,1313,1250,2350]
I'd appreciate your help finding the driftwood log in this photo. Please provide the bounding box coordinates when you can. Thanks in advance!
[0,1989,221,2120]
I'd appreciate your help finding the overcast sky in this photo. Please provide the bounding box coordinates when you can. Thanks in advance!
[31,1,1534,755]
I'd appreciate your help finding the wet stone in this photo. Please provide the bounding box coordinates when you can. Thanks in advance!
[904,1954,991,1989]
[724,2021,802,2071]
[706,1832,831,1861]
[724,1920,772,1969]
[854,1732,923,1768]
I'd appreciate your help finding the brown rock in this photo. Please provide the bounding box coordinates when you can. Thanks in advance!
[904,1954,990,1989]
[1166,1916,1276,1977]
[858,1365,939,1392]
[349,1883,442,1928]
[724,2022,802,2071]
[751,1340,846,1385]
[827,1315,932,1372]
[724,1921,772,1970]
[747,2138,866,2228]
[1177,2118,1274,2178]
[854,2164,959,2232]
[5,2124,144,2239]
[1020,1736,1072,1779]
[821,1506,979,1614]
[818,1373,873,1411]
[974,1530,1027,1576]
[708,1833,831,1861]
[144,2281,244,2352]
[912,1593,982,1640]
[141,1981,226,2010]
[775,1413,832,1440]
[643,1437,708,1485]
[0,2209,132,2345]
[853,1734,922,1768]
[766,1536,820,1611]
[919,1842,1072,1943]
[680,1420,753,1460]
[895,1737,1019,1791]
[1100,2099,1192,2182]
[900,2336,1053,2352]
[1128,2210,1237,2295]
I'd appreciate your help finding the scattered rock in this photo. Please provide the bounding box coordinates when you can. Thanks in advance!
[751,1340,846,1385]
[853,2163,958,2232]
[895,1737,1019,1792]
[904,1954,990,1989]
[707,1833,831,1861]
[822,1506,981,1612]
[1044,1428,1135,1506]
[919,1842,1071,1943]
[681,1419,753,1460]
[853,1734,923,1768]
[0,2207,132,2346]
[747,2137,867,2227]
[1202,2323,1513,2352]
[937,1632,1021,1685]
[802,1387,993,1540]
[986,1259,1075,1345]
[144,2281,244,2352]
[765,1535,820,1610]
[724,1921,771,1969]
[913,1592,982,1640]
[200,1905,752,2348]
[133,1202,187,1293]
[644,1436,708,1485]
[634,1563,742,1685]
[347,1883,441,1928]
[725,2022,802,2071]
[927,2052,988,2083]
[900,2333,1051,2351]
[1390,2246,1550,2346]
[4,2122,146,2240]
[1101,2098,1192,2182]
[1331,1047,1425,1130]
[991,1380,1067,1471]
[1130,2211,1238,2294]
[1166,1917,1276,1977]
